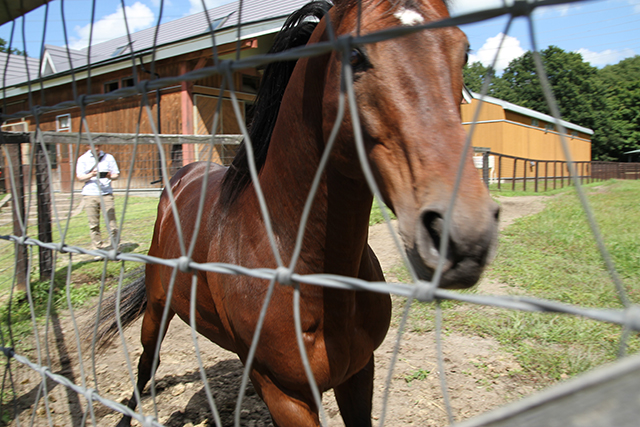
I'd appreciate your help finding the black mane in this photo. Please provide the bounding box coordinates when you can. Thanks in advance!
[219,1,333,207]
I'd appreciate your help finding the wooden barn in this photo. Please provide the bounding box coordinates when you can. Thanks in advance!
[0,0,309,192]
[1,0,595,192]
[461,90,594,183]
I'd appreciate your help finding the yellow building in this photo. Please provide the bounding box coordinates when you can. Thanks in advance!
[461,90,593,184]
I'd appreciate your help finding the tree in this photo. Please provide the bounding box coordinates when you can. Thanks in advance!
[463,49,640,161]
[598,55,640,87]
[595,57,640,160]
[488,46,618,160]
[0,37,24,56]
[463,61,495,93]
[492,46,603,128]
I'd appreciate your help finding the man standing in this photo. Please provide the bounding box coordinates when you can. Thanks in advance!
[76,144,120,250]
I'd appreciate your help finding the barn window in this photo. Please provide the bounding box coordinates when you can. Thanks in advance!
[121,77,135,88]
[104,80,119,93]
[46,144,58,169]
[112,42,133,57]
[545,123,555,131]
[241,74,260,94]
[531,118,539,127]
[56,114,71,132]
[571,130,578,137]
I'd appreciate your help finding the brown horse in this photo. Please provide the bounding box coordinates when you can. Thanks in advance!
[97,1,499,426]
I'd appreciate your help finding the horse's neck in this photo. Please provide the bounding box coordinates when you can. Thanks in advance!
[253,55,373,276]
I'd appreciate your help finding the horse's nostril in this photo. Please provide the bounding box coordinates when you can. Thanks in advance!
[422,210,444,252]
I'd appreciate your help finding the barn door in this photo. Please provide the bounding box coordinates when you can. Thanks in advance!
[194,94,245,136]
[194,94,245,164]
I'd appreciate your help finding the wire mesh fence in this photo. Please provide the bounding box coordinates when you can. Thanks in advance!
[0,0,639,426]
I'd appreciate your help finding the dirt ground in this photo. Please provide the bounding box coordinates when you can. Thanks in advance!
[8,195,550,427]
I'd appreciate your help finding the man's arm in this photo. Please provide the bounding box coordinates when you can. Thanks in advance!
[77,170,98,181]
[108,155,120,180]
[76,156,97,182]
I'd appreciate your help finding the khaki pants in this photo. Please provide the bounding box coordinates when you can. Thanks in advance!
[85,194,118,249]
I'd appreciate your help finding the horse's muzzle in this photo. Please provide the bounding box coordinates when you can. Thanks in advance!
[407,203,500,289]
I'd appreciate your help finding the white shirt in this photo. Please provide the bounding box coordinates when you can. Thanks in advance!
[76,150,120,196]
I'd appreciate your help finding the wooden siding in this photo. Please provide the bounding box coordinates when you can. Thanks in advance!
[4,65,254,189]
[460,100,505,123]
[30,133,242,192]
[462,99,591,161]
[462,98,591,181]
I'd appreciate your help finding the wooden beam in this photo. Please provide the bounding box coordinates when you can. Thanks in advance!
[192,85,257,102]
[0,131,31,145]
[41,132,242,146]
[181,61,196,164]
[5,143,27,292]
[194,57,207,71]
[35,144,53,280]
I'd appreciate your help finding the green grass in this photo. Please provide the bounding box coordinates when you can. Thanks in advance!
[468,180,640,379]
[391,180,640,382]
[488,178,606,196]
[3,180,640,384]
[404,367,430,384]
[0,194,160,349]
[491,180,640,305]
[369,198,396,226]
[0,193,389,349]
[0,195,159,291]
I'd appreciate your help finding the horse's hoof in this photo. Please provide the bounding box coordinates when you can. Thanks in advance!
[115,416,131,427]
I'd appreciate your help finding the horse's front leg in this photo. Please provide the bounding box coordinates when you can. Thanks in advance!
[249,367,321,427]
[334,355,375,427]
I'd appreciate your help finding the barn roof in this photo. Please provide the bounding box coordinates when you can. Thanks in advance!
[470,91,594,136]
[3,0,310,91]
[0,51,41,87]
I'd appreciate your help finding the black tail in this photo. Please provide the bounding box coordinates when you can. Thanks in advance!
[87,268,147,352]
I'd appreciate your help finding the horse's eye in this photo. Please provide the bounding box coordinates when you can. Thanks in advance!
[350,48,368,70]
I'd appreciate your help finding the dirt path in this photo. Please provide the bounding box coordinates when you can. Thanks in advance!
[9,195,550,427]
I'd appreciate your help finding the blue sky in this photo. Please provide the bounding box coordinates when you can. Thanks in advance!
[0,0,638,72]
[453,0,640,71]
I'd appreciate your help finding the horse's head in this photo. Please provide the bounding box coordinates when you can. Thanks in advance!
[318,0,500,288]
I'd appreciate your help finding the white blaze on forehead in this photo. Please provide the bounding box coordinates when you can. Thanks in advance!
[394,8,425,26]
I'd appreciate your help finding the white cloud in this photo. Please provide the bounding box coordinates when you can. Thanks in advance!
[575,47,636,67]
[469,33,526,72]
[69,2,155,50]
[188,0,235,15]
[628,0,640,13]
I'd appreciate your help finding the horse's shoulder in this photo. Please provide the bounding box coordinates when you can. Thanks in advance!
[159,162,227,211]
[171,161,226,183]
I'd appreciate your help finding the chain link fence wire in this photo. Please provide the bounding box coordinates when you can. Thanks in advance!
[1,0,639,426]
